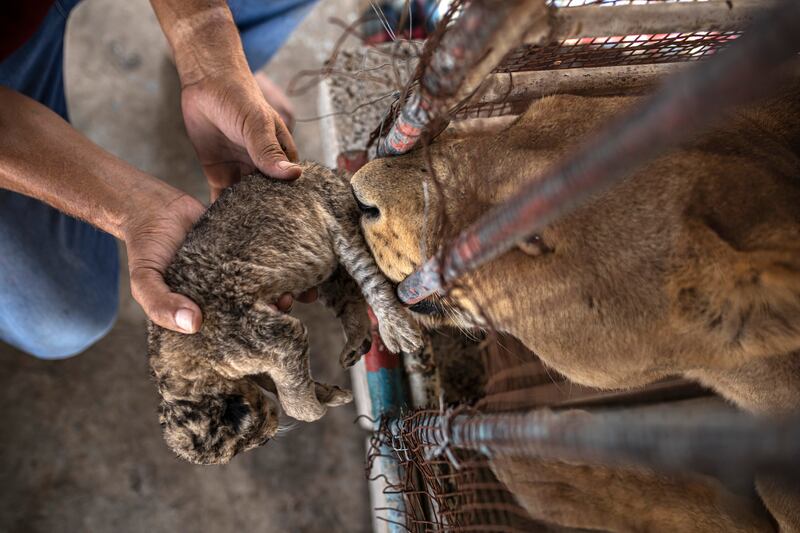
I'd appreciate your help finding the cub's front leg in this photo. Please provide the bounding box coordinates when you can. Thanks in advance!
[330,218,423,355]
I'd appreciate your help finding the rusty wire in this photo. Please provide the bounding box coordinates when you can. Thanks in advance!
[368,404,800,530]
[500,31,740,73]
[367,409,549,532]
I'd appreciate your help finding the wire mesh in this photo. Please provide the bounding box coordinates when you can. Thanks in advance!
[367,411,554,532]
[453,31,740,119]
[499,31,740,73]
[551,0,709,5]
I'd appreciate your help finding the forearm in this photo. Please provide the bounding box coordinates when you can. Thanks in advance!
[149,0,250,87]
[0,87,183,240]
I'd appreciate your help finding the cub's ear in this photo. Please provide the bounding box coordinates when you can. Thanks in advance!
[517,233,553,257]
[669,220,800,360]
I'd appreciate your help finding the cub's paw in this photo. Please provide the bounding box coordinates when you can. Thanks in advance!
[278,382,328,423]
[314,381,354,407]
[282,400,327,422]
[376,310,424,355]
[339,338,372,368]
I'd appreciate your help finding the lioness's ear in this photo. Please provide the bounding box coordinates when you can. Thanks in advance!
[517,234,553,257]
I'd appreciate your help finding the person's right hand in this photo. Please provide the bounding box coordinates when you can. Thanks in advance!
[123,187,318,334]
[124,190,206,333]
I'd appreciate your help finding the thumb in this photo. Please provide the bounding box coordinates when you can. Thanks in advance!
[130,266,203,334]
[245,113,302,180]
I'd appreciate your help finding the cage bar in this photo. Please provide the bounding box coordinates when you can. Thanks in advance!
[397,0,800,304]
[529,0,781,44]
[391,405,800,485]
[472,62,684,105]
[377,0,550,156]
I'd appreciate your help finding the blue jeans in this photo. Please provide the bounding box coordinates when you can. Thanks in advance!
[0,0,315,359]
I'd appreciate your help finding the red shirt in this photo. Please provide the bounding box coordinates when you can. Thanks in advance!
[0,2,55,61]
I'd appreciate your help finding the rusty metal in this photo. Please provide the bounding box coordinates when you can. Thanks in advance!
[394,405,800,484]
[375,0,771,159]
[474,62,685,104]
[397,0,800,304]
[377,0,549,157]
[455,62,687,122]
[369,402,800,531]
[368,411,546,532]
[501,30,741,73]
[537,0,779,43]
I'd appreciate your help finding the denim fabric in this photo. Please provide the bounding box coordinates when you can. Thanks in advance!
[0,0,313,358]
[0,0,118,359]
[228,0,317,71]
[0,193,120,359]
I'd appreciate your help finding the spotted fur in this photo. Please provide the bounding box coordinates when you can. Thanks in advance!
[148,163,422,465]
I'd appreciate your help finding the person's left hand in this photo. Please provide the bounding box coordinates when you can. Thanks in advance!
[181,68,301,201]
[179,69,316,310]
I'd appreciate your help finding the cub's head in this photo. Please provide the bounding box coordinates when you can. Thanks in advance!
[148,327,281,466]
[157,378,279,465]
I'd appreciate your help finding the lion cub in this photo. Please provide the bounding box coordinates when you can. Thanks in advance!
[147,163,422,465]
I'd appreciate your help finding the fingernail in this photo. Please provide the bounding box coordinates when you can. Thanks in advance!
[277,161,300,171]
[175,308,196,333]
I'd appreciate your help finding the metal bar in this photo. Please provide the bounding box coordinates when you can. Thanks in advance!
[528,0,781,44]
[397,0,800,304]
[363,309,410,533]
[377,0,550,157]
[400,406,800,483]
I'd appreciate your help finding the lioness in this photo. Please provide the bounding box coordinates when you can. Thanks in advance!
[351,87,800,531]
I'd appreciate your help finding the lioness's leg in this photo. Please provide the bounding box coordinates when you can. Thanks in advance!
[756,474,800,533]
[672,219,800,530]
[491,456,774,533]
[669,219,800,368]
[689,355,800,531]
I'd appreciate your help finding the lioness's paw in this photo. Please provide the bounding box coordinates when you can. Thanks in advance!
[376,311,423,354]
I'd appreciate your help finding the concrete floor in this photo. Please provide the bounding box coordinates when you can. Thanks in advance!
[0,1,371,531]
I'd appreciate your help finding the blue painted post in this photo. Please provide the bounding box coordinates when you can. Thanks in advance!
[364,308,409,532]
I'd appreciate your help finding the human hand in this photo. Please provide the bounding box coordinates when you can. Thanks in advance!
[124,188,317,334]
[125,191,206,333]
[181,68,301,201]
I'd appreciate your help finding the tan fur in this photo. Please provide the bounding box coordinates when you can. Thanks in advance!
[351,88,800,531]
[492,456,774,532]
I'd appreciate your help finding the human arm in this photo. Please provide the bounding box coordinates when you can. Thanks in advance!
[0,86,204,333]
[148,0,301,200]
